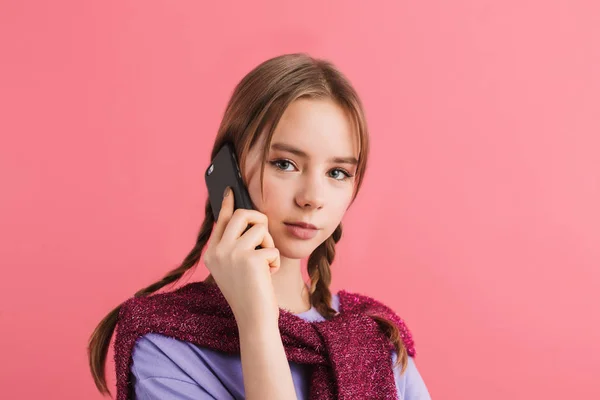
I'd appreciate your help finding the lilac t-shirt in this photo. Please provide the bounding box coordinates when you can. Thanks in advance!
[130,293,431,399]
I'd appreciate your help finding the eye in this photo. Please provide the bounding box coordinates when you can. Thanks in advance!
[329,168,353,181]
[270,159,297,171]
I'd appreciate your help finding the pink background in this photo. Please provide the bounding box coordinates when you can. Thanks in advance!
[1,1,599,398]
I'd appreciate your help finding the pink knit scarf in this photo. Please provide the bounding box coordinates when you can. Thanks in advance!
[114,282,416,399]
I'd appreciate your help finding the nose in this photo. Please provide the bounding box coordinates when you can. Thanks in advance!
[295,173,325,210]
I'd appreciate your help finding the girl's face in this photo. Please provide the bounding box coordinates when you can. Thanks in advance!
[243,97,360,259]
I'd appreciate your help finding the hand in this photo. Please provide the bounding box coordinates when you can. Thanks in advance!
[202,186,281,327]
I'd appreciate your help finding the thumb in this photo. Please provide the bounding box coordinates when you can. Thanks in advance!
[212,186,234,241]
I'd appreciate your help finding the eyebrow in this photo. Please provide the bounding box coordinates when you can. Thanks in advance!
[270,142,359,165]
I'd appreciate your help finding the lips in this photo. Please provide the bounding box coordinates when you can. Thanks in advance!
[284,221,318,229]
[284,221,320,240]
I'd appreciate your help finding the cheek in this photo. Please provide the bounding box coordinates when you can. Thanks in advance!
[246,172,283,214]
[258,178,287,212]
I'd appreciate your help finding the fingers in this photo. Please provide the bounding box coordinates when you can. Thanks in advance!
[253,247,281,272]
[221,208,269,245]
[211,186,235,243]
[237,222,275,250]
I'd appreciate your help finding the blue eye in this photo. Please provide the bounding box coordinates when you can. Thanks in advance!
[329,168,353,181]
[270,159,296,171]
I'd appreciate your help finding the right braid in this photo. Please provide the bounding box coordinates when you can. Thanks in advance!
[308,223,410,374]
[307,223,343,319]
[87,198,215,397]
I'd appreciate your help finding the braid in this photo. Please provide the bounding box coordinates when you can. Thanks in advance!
[307,223,343,319]
[88,198,215,396]
[307,223,410,374]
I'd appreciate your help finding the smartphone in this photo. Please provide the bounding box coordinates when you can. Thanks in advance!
[205,142,255,221]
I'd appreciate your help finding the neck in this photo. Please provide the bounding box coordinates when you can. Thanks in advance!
[271,256,311,314]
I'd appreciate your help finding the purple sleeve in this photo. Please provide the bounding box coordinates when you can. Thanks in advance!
[130,334,231,400]
[133,376,215,400]
[393,353,432,400]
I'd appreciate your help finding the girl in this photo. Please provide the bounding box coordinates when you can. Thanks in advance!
[88,53,431,400]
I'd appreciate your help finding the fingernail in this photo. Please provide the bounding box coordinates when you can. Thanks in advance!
[223,186,231,198]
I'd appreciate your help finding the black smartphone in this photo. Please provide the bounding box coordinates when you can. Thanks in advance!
[205,142,255,221]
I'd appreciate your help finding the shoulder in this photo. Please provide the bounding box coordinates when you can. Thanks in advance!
[337,289,416,357]
[118,289,182,333]
[118,283,208,322]
[117,282,228,340]
[337,288,399,316]
[392,354,432,400]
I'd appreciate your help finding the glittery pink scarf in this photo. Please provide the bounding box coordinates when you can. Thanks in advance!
[114,281,415,399]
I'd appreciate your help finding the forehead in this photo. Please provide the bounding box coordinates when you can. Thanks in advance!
[270,97,359,158]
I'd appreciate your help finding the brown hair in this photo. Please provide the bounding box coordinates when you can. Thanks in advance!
[88,53,409,397]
